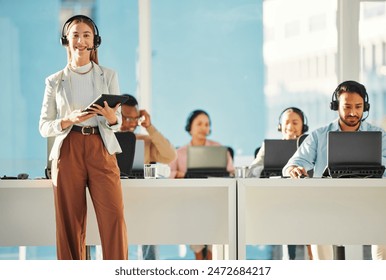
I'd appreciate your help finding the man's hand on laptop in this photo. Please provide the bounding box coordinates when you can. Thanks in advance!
[288,165,308,178]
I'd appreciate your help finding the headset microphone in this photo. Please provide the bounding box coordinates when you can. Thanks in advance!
[86,47,94,51]
[361,111,369,122]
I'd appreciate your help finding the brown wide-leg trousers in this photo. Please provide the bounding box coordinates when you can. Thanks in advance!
[51,131,128,260]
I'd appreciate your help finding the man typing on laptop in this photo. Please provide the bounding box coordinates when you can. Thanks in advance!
[282,80,386,260]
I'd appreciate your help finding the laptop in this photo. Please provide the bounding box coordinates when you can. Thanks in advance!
[261,139,298,178]
[185,146,229,178]
[115,131,136,178]
[326,131,385,178]
[130,139,145,178]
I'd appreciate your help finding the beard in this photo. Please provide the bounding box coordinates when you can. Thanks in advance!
[339,115,361,127]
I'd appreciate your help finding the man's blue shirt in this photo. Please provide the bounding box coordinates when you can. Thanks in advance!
[283,119,386,177]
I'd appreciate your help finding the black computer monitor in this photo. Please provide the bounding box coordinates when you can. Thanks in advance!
[115,131,136,178]
[261,139,298,178]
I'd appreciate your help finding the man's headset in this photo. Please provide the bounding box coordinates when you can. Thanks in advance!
[60,15,101,50]
[330,80,370,112]
[277,107,309,134]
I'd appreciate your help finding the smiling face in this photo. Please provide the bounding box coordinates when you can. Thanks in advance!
[67,21,94,63]
[281,110,304,140]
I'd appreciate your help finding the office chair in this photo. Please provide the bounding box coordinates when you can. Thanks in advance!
[254,146,261,158]
[227,146,234,160]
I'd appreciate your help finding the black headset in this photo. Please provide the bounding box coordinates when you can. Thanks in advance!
[277,107,309,134]
[185,109,211,134]
[60,15,101,49]
[330,80,370,112]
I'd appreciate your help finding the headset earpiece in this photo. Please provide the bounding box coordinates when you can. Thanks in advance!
[364,102,370,112]
[185,123,191,133]
[60,35,68,46]
[94,34,101,48]
[330,100,339,111]
[302,123,309,133]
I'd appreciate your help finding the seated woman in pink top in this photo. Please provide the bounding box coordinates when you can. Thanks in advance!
[169,109,234,179]
[168,109,234,260]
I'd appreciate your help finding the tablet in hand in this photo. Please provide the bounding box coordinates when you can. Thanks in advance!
[82,94,130,113]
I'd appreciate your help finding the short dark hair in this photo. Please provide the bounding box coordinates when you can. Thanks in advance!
[335,80,367,101]
[121,94,138,106]
[330,80,370,112]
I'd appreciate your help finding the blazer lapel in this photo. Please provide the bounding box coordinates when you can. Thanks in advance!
[93,63,106,97]
[61,67,73,112]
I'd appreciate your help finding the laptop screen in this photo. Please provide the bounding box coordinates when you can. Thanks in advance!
[115,131,136,177]
[328,131,382,167]
[132,140,145,170]
[263,139,298,169]
[187,146,228,170]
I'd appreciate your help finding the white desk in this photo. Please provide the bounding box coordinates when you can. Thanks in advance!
[2,178,385,260]
[0,178,237,259]
[237,178,386,259]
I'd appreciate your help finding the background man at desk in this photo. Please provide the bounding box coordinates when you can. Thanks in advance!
[282,80,386,260]
[120,94,177,166]
[120,94,177,260]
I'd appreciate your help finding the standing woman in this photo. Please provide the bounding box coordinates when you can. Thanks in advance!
[39,15,128,260]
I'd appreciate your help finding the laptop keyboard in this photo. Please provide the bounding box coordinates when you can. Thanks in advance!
[260,169,283,178]
[185,171,231,178]
[129,170,144,179]
[120,169,144,179]
[328,165,385,178]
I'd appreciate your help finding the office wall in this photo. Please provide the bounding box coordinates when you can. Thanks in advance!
[0,0,264,178]
[0,0,62,177]
[150,0,265,157]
